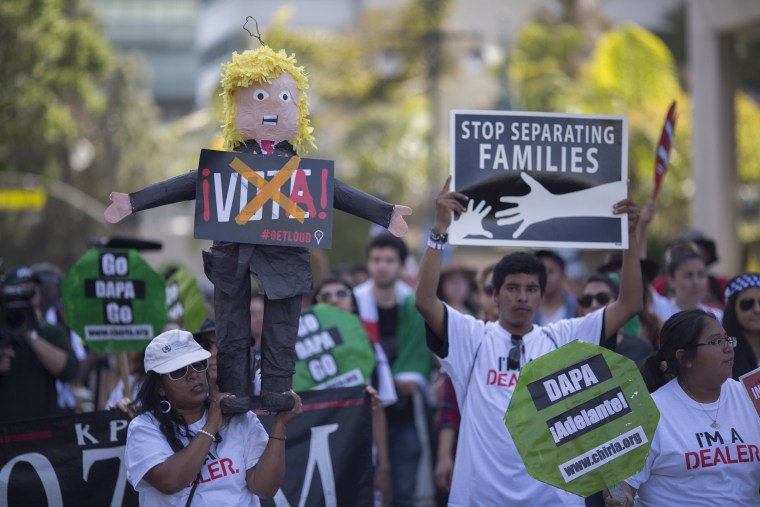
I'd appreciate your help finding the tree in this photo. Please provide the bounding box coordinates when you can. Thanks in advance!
[257,1,454,266]
[0,0,165,269]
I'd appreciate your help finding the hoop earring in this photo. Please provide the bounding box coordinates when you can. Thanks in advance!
[159,399,172,414]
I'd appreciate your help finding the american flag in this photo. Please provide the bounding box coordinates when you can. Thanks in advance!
[653,101,677,197]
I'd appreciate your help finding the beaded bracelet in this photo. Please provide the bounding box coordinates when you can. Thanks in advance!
[427,238,446,251]
[197,429,216,442]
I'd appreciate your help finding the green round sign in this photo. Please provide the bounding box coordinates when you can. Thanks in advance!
[292,304,376,392]
[62,249,167,352]
[504,340,659,497]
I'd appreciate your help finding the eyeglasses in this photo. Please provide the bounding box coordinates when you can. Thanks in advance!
[577,292,614,308]
[694,336,737,350]
[317,288,350,303]
[739,297,760,312]
[166,359,209,380]
[482,284,494,295]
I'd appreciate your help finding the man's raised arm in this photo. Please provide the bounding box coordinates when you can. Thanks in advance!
[415,177,468,339]
[602,192,644,337]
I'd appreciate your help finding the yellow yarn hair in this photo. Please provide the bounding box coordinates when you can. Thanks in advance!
[220,47,315,154]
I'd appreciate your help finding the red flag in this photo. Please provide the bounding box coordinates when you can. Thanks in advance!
[653,101,678,197]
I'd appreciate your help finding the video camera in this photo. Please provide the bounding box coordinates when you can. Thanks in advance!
[0,275,38,344]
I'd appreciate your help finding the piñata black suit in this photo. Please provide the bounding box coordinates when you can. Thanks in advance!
[128,140,395,413]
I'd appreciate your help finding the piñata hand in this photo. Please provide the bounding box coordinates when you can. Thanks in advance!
[388,205,412,237]
[104,192,133,224]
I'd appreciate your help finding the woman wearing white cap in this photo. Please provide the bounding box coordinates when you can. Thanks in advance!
[125,329,301,506]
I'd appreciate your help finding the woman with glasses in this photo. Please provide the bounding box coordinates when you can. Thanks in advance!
[722,273,760,379]
[125,329,301,506]
[604,309,760,506]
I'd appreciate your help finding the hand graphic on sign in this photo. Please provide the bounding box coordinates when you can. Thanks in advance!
[449,198,493,241]
[495,173,626,239]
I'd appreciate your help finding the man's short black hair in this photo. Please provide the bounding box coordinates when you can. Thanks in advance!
[534,250,565,273]
[492,252,547,295]
[366,233,408,264]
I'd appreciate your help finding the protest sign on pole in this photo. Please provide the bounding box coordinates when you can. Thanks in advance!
[504,340,658,497]
[194,149,335,249]
[164,265,207,334]
[449,110,628,249]
[62,249,167,352]
[292,305,376,392]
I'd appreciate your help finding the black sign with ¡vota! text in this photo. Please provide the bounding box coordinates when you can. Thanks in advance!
[194,149,335,249]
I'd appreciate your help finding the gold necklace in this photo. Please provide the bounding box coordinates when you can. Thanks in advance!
[679,380,721,429]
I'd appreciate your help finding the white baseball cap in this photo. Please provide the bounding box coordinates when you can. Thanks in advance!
[144,329,211,374]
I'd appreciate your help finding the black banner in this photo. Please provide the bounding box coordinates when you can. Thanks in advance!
[0,410,136,507]
[259,386,374,507]
[0,387,372,507]
[194,149,335,249]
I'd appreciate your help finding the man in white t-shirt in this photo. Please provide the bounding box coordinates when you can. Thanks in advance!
[414,180,643,506]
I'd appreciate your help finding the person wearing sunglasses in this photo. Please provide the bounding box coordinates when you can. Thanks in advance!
[311,276,396,506]
[125,329,301,506]
[416,179,643,507]
[605,309,760,506]
[577,274,652,367]
[722,273,760,379]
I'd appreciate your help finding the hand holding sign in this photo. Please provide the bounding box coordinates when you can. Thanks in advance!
[449,198,493,241]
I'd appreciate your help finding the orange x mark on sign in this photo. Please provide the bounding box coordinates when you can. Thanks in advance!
[229,156,307,225]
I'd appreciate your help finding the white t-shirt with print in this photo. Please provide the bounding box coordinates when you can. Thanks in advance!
[650,294,724,324]
[626,378,760,506]
[126,410,269,506]
[440,304,605,507]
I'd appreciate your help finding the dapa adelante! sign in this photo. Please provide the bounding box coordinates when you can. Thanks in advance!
[193,149,334,249]
[449,110,628,249]
[504,341,658,497]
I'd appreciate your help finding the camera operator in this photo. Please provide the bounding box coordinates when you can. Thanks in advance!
[0,267,79,423]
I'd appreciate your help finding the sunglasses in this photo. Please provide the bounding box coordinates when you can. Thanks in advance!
[577,292,614,308]
[166,359,209,381]
[739,297,760,312]
[317,288,350,303]
[483,284,494,295]
[508,336,523,371]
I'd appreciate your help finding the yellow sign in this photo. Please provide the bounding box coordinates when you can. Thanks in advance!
[0,187,47,211]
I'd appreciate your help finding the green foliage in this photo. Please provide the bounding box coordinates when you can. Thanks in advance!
[508,16,760,254]
[0,0,164,269]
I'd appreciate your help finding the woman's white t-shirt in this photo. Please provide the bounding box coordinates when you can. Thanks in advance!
[626,378,760,506]
[125,410,269,506]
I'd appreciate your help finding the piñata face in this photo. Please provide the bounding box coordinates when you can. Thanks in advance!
[234,71,299,145]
